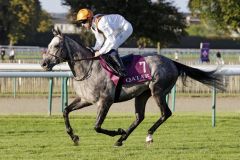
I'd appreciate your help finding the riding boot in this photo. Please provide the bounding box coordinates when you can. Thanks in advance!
[109,50,127,77]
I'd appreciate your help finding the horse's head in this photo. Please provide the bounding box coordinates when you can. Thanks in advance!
[41,28,68,71]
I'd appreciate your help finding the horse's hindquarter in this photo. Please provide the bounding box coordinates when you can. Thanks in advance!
[118,54,178,101]
[144,54,179,93]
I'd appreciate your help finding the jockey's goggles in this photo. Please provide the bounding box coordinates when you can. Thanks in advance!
[76,19,88,27]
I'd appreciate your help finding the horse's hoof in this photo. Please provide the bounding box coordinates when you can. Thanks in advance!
[72,135,79,146]
[146,139,153,145]
[146,134,153,144]
[114,141,123,147]
[117,128,126,135]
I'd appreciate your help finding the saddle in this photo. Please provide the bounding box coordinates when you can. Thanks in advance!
[99,54,152,86]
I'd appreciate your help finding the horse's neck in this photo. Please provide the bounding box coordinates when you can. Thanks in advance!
[66,39,93,78]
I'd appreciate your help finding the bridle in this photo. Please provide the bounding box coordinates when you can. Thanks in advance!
[48,35,99,81]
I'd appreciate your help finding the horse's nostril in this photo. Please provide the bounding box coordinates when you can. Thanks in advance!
[41,62,47,67]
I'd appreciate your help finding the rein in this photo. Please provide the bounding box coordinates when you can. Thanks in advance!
[48,48,98,63]
[51,35,99,81]
[65,37,98,81]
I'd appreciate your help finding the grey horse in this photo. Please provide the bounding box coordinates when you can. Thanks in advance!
[41,29,224,146]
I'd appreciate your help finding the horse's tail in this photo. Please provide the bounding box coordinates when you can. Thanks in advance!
[172,60,225,91]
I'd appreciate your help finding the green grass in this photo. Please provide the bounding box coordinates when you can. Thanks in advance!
[0,113,240,160]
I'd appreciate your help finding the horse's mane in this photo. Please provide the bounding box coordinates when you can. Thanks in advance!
[64,35,92,58]
[64,36,84,50]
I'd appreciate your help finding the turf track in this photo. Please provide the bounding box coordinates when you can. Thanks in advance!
[0,113,239,160]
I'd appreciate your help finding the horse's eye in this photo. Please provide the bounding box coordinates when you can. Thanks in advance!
[55,44,60,48]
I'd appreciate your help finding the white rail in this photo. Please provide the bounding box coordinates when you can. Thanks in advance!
[191,65,240,76]
[0,63,70,71]
[0,71,73,78]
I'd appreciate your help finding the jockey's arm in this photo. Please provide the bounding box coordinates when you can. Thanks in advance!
[97,19,116,55]
[92,31,105,51]
[98,36,116,55]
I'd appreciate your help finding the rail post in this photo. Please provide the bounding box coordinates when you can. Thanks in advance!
[64,77,68,110]
[48,78,53,116]
[171,85,176,112]
[166,94,169,104]
[61,77,68,112]
[212,86,217,127]
[61,78,64,112]
[157,42,160,54]
[13,78,16,98]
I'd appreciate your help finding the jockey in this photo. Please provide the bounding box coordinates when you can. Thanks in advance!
[76,8,133,77]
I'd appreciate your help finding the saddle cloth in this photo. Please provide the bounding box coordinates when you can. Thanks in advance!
[99,54,152,86]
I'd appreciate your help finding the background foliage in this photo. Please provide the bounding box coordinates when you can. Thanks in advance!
[62,0,187,47]
[1,0,239,47]
[188,0,240,37]
[0,0,52,45]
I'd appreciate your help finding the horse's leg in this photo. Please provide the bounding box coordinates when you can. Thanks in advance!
[94,99,126,137]
[146,93,172,144]
[63,97,91,145]
[115,90,151,146]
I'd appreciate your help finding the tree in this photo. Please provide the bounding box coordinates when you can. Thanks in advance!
[137,37,154,48]
[186,24,227,37]
[188,0,240,36]
[37,11,53,33]
[0,0,52,45]
[0,0,10,44]
[62,0,187,47]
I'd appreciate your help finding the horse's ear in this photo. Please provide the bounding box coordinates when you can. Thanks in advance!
[56,27,62,36]
[52,27,62,37]
[52,28,58,36]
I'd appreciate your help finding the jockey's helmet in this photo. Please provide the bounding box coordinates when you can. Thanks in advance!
[76,9,93,22]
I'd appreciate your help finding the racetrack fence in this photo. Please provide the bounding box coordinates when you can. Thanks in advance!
[1,47,240,97]
[0,71,240,97]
